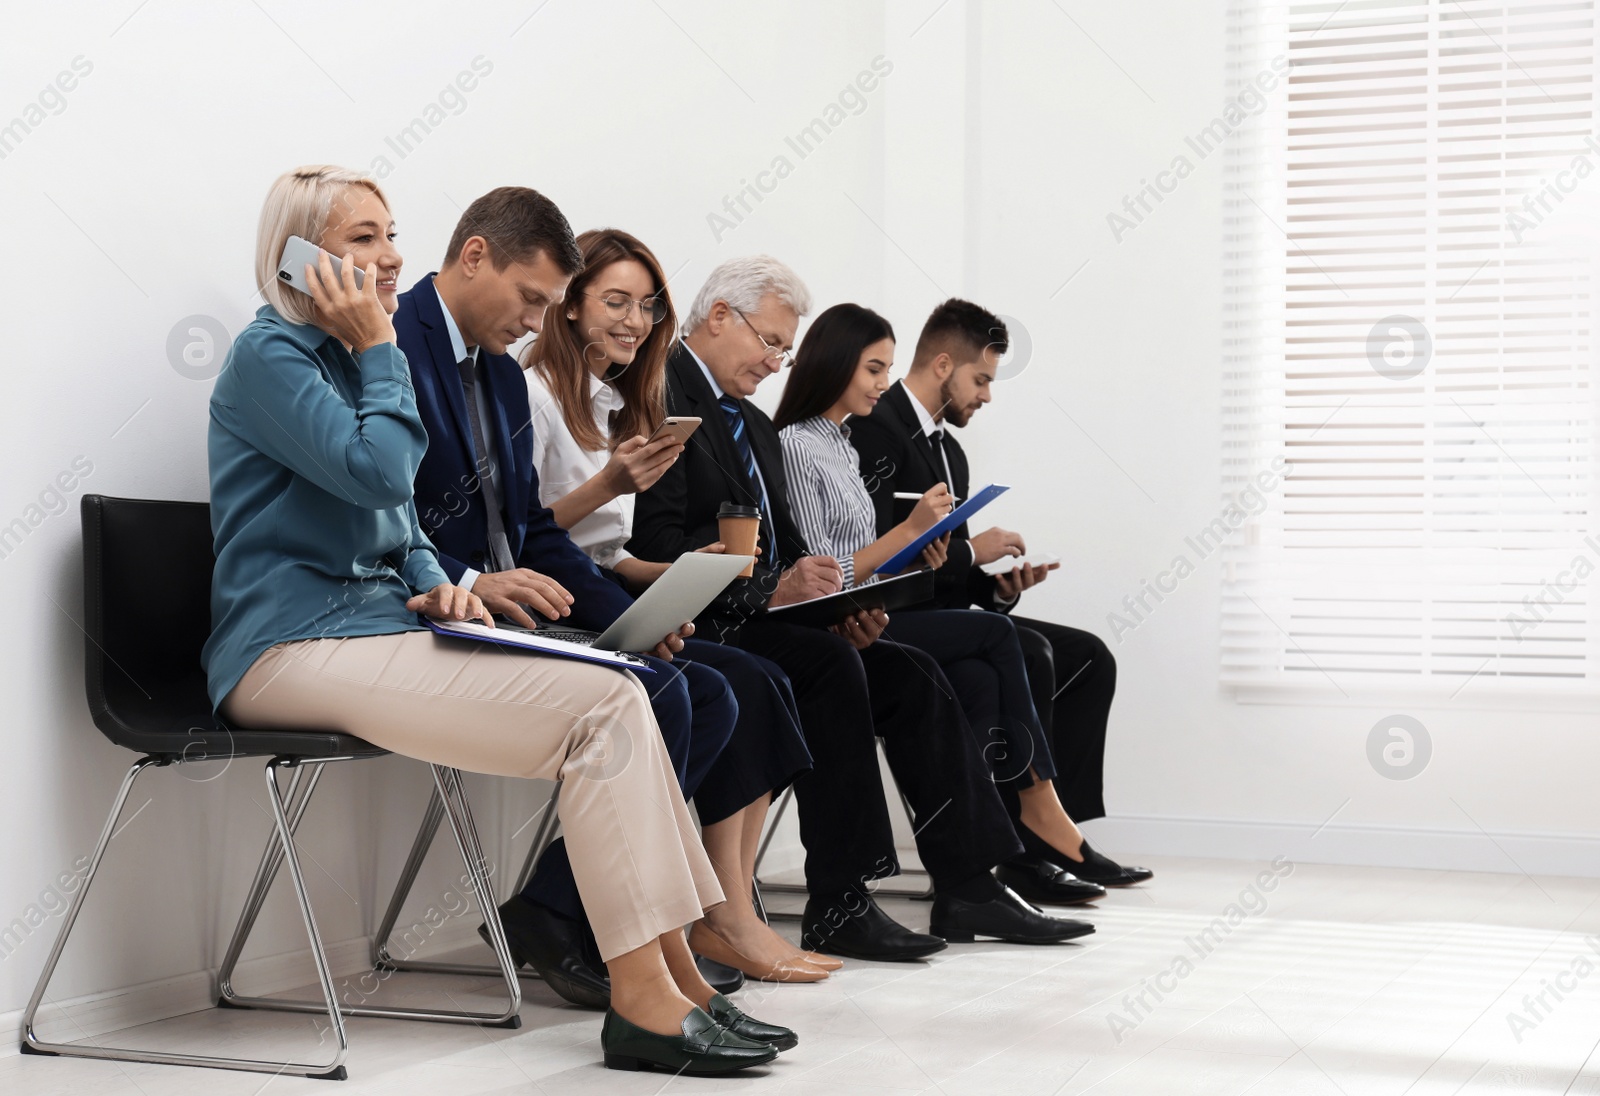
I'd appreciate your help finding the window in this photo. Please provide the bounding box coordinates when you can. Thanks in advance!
[1222,0,1599,698]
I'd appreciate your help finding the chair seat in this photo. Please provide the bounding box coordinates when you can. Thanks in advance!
[88,674,386,762]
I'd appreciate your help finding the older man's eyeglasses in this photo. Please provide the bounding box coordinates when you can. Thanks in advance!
[730,306,793,367]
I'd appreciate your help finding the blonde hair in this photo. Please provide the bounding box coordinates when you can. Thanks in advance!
[255,165,390,325]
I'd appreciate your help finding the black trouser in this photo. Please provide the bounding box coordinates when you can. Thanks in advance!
[882,610,1054,785]
[679,638,813,825]
[1011,618,1116,860]
[736,619,1021,897]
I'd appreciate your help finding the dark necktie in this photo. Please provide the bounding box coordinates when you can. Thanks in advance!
[719,396,762,493]
[457,355,517,573]
[928,427,954,487]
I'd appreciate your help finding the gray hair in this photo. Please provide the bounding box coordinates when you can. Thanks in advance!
[256,165,389,325]
[683,255,812,332]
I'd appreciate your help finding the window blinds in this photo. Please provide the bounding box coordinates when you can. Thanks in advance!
[1221,0,1599,697]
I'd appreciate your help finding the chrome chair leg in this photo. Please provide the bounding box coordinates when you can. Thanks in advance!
[218,762,324,999]
[22,755,350,1081]
[222,765,522,1027]
[371,781,560,981]
[370,787,446,971]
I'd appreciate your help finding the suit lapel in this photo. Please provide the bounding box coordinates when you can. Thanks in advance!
[670,342,763,508]
[887,382,945,486]
[413,274,477,463]
[482,354,528,540]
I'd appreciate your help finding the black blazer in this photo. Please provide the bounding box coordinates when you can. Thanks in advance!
[848,381,1007,612]
[630,341,812,637]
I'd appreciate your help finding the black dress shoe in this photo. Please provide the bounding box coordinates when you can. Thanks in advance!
[930,885,1095,944]
[707,992,798,1051]
[1063,841,1154,887]
[801,893,947,961]
[478,894,611,1008]
[997,860,1107,906]
[602,1006,778,1074]
[695,952,746,995]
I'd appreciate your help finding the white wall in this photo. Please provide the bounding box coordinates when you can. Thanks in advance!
[3,0,1593,1037]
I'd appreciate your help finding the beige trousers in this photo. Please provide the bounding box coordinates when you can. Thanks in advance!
[222,630,723,961]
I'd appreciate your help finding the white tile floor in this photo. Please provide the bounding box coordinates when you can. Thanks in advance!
[9,855,1600,1095]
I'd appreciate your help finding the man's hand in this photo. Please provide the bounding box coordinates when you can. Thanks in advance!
[769,556,844,607]
[470,568,575,629]
[831,607,889,650]
[919,533,951,571]
[651,622,694,661]
[407,584,491,625]
[994,560,1060,602]
[970,526,1026,566]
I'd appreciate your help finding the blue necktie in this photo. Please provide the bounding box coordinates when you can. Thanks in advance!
[719,396,763,500]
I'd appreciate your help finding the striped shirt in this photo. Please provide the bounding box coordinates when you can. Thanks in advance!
[779,415,879,588]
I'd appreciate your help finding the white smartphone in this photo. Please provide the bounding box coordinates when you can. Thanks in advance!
[646,416,702,445]
[980,552,1062,575]
[276,234,365,296]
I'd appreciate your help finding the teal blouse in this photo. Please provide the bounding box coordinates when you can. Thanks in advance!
[202,305,450,710]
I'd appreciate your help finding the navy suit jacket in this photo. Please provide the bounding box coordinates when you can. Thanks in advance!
[394,273,633,632]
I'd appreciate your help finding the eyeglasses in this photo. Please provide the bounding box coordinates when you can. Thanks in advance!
[730,306,793,368]
[586,291,668,325]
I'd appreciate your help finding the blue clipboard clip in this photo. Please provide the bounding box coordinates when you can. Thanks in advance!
[874,483,1010,575]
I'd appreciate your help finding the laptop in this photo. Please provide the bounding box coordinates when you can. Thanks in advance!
[502,551,754,652]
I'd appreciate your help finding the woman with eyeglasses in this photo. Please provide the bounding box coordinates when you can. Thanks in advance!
[775,303,1151,902]
[521,228,825,983]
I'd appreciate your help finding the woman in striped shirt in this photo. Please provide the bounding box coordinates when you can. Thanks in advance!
[776,304,1133,899]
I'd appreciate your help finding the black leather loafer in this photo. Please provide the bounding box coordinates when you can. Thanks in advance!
[1064,842,1154,887]
[801,893,947,962]
[930,886,1095,944]
[602,1006,778,1074]
[478,894,611,1008]
[997,860,1107,906]
[707,992,798,1051]
[695,952,746,995]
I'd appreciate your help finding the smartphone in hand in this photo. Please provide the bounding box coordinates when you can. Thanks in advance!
[646,416,701,446]
[277,234,366,296]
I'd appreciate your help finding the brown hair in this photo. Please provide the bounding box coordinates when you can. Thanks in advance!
[443,186,583,273]
[520,228,673,452]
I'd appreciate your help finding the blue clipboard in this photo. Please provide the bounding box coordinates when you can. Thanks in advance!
[874,483,1011,575]
[423,617,654,672]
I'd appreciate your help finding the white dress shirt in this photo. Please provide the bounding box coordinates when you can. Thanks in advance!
[524,366,636,569]
[682,340,772,519]
[436,286,507,593]
[900,381,981,582]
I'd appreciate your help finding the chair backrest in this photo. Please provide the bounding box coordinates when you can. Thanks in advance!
[81,494,221,755]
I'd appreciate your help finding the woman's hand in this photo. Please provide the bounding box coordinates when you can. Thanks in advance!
[406,584,492,626]
[602,435,684,496]
[919,532,951,571]
[909,482,954,533]
[305,249,396,354]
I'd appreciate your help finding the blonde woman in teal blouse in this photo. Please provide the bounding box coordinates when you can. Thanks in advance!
[203,166,778,1075]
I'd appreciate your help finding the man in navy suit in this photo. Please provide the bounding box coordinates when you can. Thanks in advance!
[393,187,740,1006]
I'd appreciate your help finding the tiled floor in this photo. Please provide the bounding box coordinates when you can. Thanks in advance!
[8,855,1600,1094]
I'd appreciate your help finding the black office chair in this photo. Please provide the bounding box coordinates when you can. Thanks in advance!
[21,496,522,1082]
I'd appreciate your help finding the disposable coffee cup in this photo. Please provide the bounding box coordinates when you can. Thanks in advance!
[717,502,761,578]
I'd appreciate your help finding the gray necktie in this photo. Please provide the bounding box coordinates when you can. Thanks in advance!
[457,354,517,573]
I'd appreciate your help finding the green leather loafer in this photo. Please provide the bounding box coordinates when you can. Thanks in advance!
[707,992,799,1051]
[602,1006,779,1074]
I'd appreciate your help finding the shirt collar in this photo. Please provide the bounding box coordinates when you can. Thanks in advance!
[257,304,334,354]
[681,339,730,402]
[435,285,473,365]
[903,380,942,438]
[588,369,626,416]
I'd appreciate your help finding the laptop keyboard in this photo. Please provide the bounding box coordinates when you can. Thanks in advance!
[498,621,601,647]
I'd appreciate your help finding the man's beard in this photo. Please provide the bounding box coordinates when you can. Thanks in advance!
[939,377,973,428]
